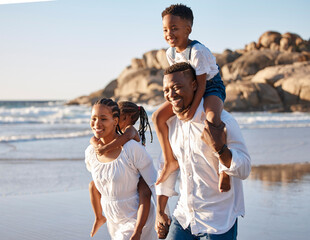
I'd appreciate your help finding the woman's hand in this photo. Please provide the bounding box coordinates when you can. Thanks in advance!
[129,230,142,240]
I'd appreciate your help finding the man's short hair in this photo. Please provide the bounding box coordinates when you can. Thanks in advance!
[164,62,196,80]
[161,4,194,26]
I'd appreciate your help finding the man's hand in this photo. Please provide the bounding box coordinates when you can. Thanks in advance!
[155,211,170,239]
[201,120,226,152]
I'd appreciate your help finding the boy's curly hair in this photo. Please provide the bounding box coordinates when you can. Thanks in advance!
[161,4,194,26]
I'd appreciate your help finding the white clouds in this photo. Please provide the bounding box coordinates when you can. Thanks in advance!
[0,0,54,5]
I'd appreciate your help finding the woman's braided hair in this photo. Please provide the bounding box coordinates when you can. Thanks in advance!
[93,98,122,134]
[118,101,153,146]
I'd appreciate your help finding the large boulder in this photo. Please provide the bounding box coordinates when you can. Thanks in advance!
[225,81,283,111]
[114,68,164,104]
[143,49,169,69]
[251,61,310,110]
[222,50,279,80]
[214,49,241,68]
[257,31,282,48]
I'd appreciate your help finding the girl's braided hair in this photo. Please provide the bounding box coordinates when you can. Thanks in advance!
[93,98,122,134]
[118,101,153,146]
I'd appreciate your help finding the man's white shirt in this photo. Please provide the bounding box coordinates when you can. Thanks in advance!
[156,100,251,235]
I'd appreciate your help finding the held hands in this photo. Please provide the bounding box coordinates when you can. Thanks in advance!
[155,211,171,239]
[201,120,226,153]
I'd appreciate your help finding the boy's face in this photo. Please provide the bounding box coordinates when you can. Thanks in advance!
[162,14,192,52]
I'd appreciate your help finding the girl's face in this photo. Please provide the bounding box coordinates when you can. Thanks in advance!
[90,104,118,142]
[162,14,192,52]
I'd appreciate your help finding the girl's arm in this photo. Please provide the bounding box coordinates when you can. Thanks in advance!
[177,73,206,121]
[94,126,139,155]
[130,177,152,240]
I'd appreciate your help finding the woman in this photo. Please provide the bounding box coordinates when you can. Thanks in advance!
[85,98,157,240]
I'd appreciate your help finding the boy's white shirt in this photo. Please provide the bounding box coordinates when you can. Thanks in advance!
[166,41,219,79]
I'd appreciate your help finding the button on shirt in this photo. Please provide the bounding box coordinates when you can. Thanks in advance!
[156,100,251,235]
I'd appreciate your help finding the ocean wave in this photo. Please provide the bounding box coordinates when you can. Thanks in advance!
[232,112,310,129]
[0,104,91,124]
[0,130,92,143]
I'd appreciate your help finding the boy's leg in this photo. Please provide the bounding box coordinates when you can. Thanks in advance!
[204,95,230,192]
[89,181,106,237]
[152,101,179,185]
[204,95,223,127]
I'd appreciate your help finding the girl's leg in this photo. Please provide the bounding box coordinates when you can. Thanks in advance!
[152,101,179,185]
[89,181,106,237]
[204,95,230,192]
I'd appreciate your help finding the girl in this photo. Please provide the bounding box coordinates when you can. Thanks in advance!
[85,98,157,240]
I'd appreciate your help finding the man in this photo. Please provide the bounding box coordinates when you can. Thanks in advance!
[155,62,251,240]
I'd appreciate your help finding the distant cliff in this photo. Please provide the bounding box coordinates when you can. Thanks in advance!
[67,31,310,112]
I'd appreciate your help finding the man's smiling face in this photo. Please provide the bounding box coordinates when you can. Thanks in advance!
[163,70,196,114]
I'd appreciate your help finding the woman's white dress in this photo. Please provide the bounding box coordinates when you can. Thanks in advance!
[85,140,157,240]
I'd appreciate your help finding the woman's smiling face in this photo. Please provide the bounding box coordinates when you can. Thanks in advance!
[90,104,118,141]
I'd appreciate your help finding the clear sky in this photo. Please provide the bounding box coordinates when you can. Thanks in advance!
[0,0,309,100]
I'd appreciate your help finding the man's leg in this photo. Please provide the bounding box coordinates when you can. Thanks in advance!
[166,216,194,240]
[198,219,238,240]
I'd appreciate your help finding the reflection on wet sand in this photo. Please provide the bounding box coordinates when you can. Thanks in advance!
[249,162,310,183]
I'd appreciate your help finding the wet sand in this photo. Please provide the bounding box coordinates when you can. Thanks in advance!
[1,162,310,240]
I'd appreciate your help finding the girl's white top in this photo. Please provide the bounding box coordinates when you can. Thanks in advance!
[85,140,157,240]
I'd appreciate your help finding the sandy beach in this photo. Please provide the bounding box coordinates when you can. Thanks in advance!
[1,160,310,240]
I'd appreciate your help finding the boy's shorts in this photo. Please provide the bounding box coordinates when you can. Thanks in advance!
[204,71,226,103]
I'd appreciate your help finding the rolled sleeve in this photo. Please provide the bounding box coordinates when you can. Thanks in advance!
[155,169,179,197]
[219,148,251,180]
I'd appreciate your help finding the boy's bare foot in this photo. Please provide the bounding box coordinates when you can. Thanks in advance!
[156,161,179,185]
[90,216,106,237]
[219,172,230,192]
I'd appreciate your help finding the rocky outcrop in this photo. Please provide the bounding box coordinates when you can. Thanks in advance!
[67,31,310,112]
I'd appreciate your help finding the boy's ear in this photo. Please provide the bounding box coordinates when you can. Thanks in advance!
[186,23,192,35]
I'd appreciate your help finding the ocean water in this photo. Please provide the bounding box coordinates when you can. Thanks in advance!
[0,100,310,239]
[1,100,310,161]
